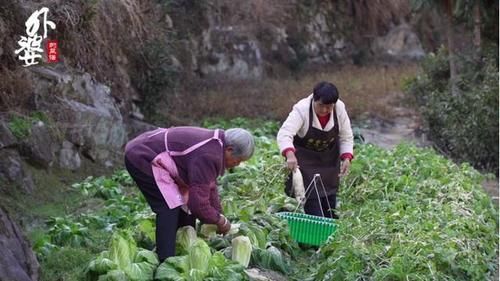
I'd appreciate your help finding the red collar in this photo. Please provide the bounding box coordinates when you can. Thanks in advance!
[317,113,330,129]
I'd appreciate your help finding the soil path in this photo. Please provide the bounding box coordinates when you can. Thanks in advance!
[356,102,430,149]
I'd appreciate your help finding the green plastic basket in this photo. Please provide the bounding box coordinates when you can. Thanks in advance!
[277,212,337,246]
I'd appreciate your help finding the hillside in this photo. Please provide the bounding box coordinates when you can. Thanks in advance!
[0,1,497,280]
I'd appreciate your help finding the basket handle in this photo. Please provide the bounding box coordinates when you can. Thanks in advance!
[294,174,333,217]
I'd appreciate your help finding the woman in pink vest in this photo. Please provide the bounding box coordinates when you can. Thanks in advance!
[124,126,255,261]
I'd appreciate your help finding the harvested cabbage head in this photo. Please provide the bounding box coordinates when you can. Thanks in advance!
[231,236,252,267]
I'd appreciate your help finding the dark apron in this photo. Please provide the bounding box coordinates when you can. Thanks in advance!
[285,99,340,198]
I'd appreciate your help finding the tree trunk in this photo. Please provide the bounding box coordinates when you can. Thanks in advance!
[473,0,481,56]
[444,0,458,96]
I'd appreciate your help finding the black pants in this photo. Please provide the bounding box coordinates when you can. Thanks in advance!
[124,157,195,262]
[304,193,337,219]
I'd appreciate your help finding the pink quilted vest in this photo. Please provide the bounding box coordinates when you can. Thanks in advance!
[150,128,223,210]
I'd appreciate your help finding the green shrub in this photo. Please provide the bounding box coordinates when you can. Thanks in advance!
[405,45,499,174]
[8,116,32,139]
[131,39,179,124]
[7,112,50,139]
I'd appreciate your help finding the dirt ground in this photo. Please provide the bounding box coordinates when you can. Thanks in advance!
[482,179,499,206]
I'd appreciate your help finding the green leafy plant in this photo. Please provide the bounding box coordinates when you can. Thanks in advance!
[72,176,123,200]
[231,236,252,267]
[8,116,32,139]
[307,144,498,281]
[7,112,51,139]
[33,118,498,280]
[84,230,159,281]
[46,217,91,247]
[405,46,499,174]
[156,230,247,281]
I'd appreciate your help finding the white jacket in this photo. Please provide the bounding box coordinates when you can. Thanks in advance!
[277,94,354,156]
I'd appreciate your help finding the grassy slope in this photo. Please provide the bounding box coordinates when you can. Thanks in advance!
[163,63,419,124]
[0,159,116,280]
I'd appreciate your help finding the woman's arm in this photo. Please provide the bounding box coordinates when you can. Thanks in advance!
[186,154,222,224]
[277,104,306,155]
[336,100,354,159]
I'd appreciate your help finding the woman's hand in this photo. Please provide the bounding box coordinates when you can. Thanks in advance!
[216,215,231,235]
[339,159,351,177]
[285,151,298,172]
[292,169,306,205]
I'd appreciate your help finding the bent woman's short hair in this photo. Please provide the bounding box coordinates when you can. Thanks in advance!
[313,81,339,104]
[225,128,255,159]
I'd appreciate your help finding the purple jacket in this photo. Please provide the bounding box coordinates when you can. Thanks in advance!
[125,127,226,224]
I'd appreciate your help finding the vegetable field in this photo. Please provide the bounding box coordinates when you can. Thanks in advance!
[35,119,498,280]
